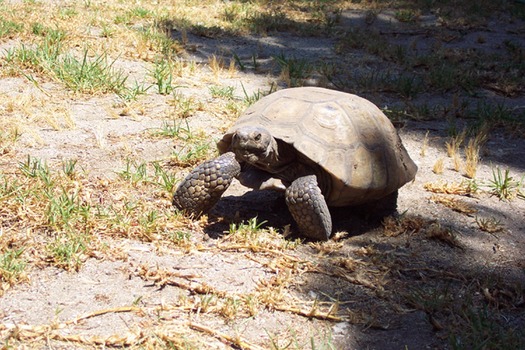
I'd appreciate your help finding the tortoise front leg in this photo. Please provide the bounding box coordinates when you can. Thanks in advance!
[173,152,241,216]
[285,175,332,241]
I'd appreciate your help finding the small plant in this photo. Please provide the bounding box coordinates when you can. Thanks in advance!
[152,162,177,192]
[45,188,90,231]
[475,216,504,233]
[171,91,198,118]
[446,129,466,157]
[0,128,20,155]
[57,49,129,95]
[241,82,276,106]
[420,130,429,157]
[47,233,88,271]
[427,223,461,248]
[61,159,78,179]
[395,9,418,23]
[487,166,522,200]
[424,180,478,196]
[151,59,175,95]
[232,52,246,71]
[430,195,476,215]
[118,159,148,185]
[154,118,194,140]
[208,55,225,80]
[221,216,297,252]
[169,230,192,247]
[273,53,312,87]
[452,153,462,172]
[209,85,235,99]
[18,155,53,187]
[432,158,444,174]
[120,80,151,101]
[0,18,23,38]
[450,306,525,350]
[464,138,480,179]
[0,249,27,286]
[393,74,423,99]
[171,141,212,168]
[229,216,266,236]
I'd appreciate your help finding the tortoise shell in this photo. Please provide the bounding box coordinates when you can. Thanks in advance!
[217,87,417,206]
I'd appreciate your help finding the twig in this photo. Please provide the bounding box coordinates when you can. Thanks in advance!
[272,304,344,322]
[67,306,142,325]
[189,321,266,350]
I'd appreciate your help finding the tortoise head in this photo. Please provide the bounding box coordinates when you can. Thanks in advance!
[231,126,276,168]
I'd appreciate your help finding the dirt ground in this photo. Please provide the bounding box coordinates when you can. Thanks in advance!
[0,2,524,349]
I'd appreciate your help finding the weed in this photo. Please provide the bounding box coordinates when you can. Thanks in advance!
[430,195,476,215]
[241,82,276,106]
[420,131,429,157]
[171,91,198,118]
[0,249,27,286]
[154,118,194,140]
[100,24,115,38]
[222,2,247,24]
[450,305,525,350]
[273,53,312,87]
[209,85,235,100]
[168,230,192,247]
[47,233,88,271]
[395,9,419,23]
[0,128,20,155]
[6,31,130,96]
[424,180,479,196]
[120,80,151,101]
[118,159,148,186]
[61,159,78,179]
[171,141,212,168]
[487,167,522,201]
[208,55,226,80]
[232,52,246,71]
[18,155,53,186]
[393,74,424,99]
[229,216,266,237]
[45,188,91,231]
[152,162,177,192]
[475,216,504,233]
[427,223,461,248]
[150,59,175,95]
[432,158,444,174]
[57,49,129,95]
[0,17,23,38]
[247,10,294,35]
[464,138,481,179]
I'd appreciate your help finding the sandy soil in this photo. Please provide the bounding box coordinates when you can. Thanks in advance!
[0,4,524,350]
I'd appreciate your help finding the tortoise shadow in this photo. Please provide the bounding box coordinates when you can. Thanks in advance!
[203,189,387,240]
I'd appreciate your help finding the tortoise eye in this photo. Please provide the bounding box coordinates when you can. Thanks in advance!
[254,133,261,141]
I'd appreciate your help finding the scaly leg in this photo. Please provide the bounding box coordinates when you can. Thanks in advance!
[173,152,241,216]
[285,175,332,240]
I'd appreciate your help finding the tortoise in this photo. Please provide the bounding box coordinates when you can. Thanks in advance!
[172,87,417,240]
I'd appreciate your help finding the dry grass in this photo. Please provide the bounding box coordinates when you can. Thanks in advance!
[432,157,444,174]
[423,180,478,196]
[430,194,477,214]
[1,0,524,348]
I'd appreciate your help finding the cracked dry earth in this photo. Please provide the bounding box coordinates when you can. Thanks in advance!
[0,4,525,350]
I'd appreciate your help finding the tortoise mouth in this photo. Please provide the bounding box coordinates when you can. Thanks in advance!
[235,148,268,166]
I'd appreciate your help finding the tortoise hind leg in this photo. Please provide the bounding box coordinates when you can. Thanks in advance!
[173,152,241,216]
[285,175,332,241]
